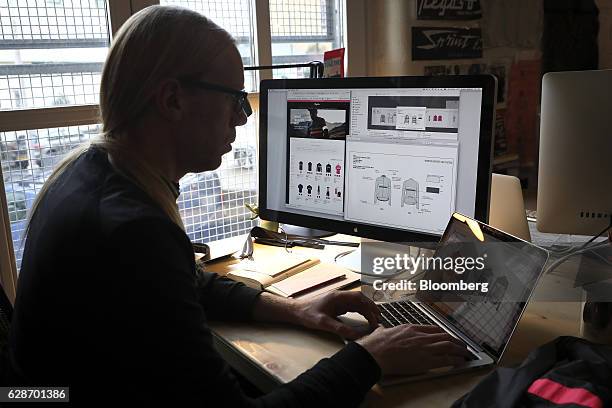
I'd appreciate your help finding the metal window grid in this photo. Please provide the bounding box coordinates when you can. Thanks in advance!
[158,0,257,90]
[0,0,109,110]
[1,1,344,269]
[177,114,258,243]
[159,0,259,241]
[269,0,333,39]
[160,0,254,60]
[0,69,102,110]
[268,0,343,77]
[1,119,259,269]
[0,0,109,42]
[161,0,253,38]
[1,123,101,269]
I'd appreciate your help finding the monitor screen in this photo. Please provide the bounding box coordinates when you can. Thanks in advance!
[259,76,496,242]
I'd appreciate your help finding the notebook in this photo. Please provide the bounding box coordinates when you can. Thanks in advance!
[225,256,360,298]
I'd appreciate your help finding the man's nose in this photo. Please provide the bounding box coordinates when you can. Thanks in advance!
[234,109,248,127]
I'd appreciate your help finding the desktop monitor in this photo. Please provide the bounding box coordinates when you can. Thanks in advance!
[537,69,612,235]
[259,75,497,242]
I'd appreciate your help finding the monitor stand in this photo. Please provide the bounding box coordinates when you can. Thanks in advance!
[280,224,334,238]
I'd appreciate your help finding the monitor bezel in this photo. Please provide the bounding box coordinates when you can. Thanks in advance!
[258,75,496,243]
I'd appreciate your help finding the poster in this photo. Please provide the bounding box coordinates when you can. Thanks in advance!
[412,27,483,60]
[505,60,541,165]
[323,48,345,78]
[416,0,482,20]
[494,109,507,156]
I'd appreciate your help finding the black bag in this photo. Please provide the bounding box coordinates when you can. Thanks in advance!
[452,336,612,408]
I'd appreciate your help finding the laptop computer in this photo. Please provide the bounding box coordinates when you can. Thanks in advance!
[341,212,549,385]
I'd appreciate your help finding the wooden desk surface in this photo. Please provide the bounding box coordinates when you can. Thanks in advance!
[207,236,583,407]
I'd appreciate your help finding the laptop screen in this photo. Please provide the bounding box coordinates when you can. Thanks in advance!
[416,214,549,359]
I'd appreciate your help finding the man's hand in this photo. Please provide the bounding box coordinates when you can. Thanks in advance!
[356,325,472,376]
[293,291,380,340]
[251,291,471,375]
[252,291,379,340]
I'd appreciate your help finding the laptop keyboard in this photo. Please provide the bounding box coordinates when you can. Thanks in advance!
[378,301,436,327]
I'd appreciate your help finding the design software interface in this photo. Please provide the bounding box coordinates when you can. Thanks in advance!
[266,86,484,236]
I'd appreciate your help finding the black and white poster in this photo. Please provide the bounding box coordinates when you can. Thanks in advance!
[416,0,482,20]
[412,27,483,60]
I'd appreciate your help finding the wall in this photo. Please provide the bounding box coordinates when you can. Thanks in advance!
[597,0,612,69]
[357,0,541,77]
[350,0,610,74]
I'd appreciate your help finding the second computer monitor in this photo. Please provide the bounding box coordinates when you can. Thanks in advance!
[259,75,496,242]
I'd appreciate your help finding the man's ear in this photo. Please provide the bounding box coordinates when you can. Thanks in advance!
[153,79,185,122]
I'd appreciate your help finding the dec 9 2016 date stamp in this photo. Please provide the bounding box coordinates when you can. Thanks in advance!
[0,387,69,402]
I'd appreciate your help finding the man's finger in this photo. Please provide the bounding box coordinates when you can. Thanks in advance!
[356,295,380,329]
[405,332,458,345]
[317,316,361,340]
[410,325,445,334]
[335,292,380,328]
[421,332,465,347]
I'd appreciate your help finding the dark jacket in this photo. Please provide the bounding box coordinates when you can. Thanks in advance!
[8,147,380,405]
[452,336,612,407]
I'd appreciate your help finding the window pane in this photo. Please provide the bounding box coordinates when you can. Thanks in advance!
[1,118,258,270]
[158,1,259,242]
[160,0,258,91]
[178,114,258,243]
[270,0,344,78]
[269,65,312,79]
[1,123,101,269]
[0,0,110,110]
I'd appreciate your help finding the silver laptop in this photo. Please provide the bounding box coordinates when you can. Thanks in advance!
[344,213,549,385]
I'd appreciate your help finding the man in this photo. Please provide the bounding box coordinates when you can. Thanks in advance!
[8,6,469,405]
[306,108,328,138]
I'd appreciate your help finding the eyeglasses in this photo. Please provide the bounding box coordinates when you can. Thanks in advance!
[178,77,253,117]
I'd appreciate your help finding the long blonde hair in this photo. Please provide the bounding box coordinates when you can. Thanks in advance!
[24,6,235,238]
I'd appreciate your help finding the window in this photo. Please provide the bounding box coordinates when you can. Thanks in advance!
[0,0,112,283]
[0,1,346,292]
[159,0,259,91]
[270,0,344,79]
[160,0,345,81]
[0,0,109,109]
[2,124,102,268]
[158,0,346,242]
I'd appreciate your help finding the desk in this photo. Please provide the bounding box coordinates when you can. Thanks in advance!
[207,235,583,407]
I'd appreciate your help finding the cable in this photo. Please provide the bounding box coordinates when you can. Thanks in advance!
[334,250,354,262]
[537,219,611,256]
[579,220,612,250]
[544,241,611,276]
